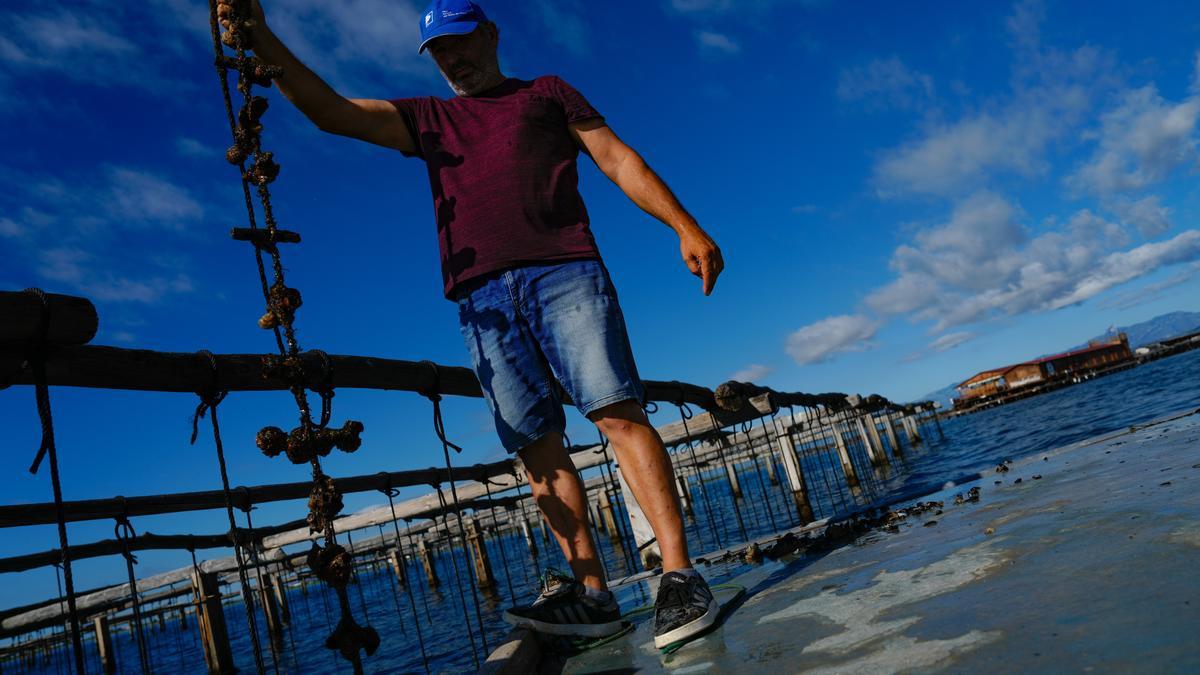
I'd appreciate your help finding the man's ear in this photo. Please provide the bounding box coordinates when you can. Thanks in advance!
[484,21,500,46]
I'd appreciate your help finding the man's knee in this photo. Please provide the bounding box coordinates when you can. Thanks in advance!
[588,399,649,439]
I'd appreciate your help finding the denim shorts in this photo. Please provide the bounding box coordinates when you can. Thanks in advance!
[455,258,646,453]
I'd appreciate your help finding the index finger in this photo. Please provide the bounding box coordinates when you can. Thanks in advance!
[700,257,715,295]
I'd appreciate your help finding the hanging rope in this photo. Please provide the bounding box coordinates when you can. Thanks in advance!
[421,361,489,657]
[432,487,483,670]
[740,420,778,532]
[114,510,151,674]
[20,288,85,675]
[190,351,268,675]
[239,506,282,674]
[379,479,430,673]
[477,467,518,605]
[674,398,723,549]
[593,434,640,572]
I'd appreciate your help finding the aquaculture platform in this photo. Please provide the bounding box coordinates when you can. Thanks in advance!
[532,407,1200,673]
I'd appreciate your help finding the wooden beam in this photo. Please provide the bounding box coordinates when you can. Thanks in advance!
[0,291,97,346]
[0,462,514,528]
[0,344,717,409]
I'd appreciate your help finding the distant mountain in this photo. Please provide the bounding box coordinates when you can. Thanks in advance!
[917,382,961,409]
[1094,311,1200,347]
[914,310,1200,405]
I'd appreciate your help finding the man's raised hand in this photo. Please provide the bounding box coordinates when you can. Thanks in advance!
[217,0,267,35]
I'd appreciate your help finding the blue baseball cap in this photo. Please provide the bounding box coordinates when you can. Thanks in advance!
[418,0,489,53]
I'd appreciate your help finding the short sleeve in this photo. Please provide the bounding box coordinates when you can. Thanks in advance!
[387,97,426,159]
[547,76,604,126]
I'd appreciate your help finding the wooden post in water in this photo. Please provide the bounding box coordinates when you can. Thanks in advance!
[880,411,903,458]
[764,450,779,485]
[179,605,189,630]
[675,473,694,518]
[272,574,291,624]
[257,573,284,644]
[855,415,889,467]
[865,414,888,464]
[590,500,606,534]
[94,615,116,674]
[597,488,620,538]
[389,548,407,586]
[724,459,743,499]
[520,518,538,557]
[191,570,235,674]
[616,466,662,570]
[464,517,496,590]
[825,418,861,488]
[902,415,923,446]
[776,430,815,524]
[417,539,440,589]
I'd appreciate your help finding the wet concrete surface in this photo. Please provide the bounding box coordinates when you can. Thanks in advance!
[563,408,1200,673]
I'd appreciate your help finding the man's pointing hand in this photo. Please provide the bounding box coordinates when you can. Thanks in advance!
[679,226,724,296]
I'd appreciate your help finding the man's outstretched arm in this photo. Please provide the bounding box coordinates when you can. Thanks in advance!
[217,0,415,152]
[571,120,724,295]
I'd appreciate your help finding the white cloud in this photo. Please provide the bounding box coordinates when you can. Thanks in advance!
[104,168,204,227]
[268,0,428,96]
[786,315,881,365]
[2,165,203,304]
[1067,84,1200,195]
[1048,230,1200,309]
[1111,195,1173,238]
[534,1,589,56]
[837,56,933,111]
[175,137,213,158]
[865,190,1200,331]
[696,31,740,55]
[670,0,826,13]
[0,217,23,238]
[1098,261,1200,310]
[729,363,773,382]
[930,331,976,352]
[872,2,1114,197]
[902,331,977,362]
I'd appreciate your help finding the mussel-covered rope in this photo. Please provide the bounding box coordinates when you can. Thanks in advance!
[740,420,779,532]
[20,289,85,674]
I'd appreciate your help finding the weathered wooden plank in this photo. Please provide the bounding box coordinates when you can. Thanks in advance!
[0,291,97,346]
[0,345,717,409]
[0,462,514,528]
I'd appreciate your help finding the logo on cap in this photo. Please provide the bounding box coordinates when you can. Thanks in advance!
[425,11,434,26]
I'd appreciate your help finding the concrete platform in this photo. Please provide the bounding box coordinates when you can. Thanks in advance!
[560,408,1200,673]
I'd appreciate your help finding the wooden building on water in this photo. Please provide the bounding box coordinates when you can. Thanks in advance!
[952,334,1134,413]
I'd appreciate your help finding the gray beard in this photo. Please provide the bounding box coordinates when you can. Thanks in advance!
[440,63,503,97]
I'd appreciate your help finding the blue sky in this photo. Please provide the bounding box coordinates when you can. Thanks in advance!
[2,0,1199,608]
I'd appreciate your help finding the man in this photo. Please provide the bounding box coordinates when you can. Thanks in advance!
[218,0,725,648]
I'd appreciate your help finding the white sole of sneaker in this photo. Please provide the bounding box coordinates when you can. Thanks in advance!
[502,610,624,638]
[653,596,720,649]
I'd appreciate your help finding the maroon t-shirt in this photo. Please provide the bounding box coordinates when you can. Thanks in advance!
[390,76,604,297]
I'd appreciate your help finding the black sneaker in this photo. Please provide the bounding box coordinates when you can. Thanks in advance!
[502,570,623,638]
[653,570,718,648]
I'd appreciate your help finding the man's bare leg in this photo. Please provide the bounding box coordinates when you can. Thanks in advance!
[588,400,691,572]
[518,430,608,591]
